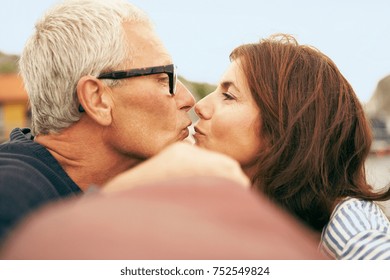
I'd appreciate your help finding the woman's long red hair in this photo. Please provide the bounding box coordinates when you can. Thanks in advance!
[231,34,390,231]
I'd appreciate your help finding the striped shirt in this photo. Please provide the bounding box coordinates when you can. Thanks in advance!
[320,197,390,259]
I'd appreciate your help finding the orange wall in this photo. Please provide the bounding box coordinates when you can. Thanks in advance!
[2,103,27,139]
[0,74,29,141]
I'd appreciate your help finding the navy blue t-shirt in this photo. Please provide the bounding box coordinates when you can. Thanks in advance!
[0,128,82,241]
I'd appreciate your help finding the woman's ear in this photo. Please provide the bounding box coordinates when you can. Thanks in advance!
[77,76,113,126]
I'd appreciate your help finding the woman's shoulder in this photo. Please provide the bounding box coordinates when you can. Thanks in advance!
[320,197,390,259]
[335,197,387,220]
[330,197,390,231]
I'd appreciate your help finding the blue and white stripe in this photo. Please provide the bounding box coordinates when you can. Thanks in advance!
[320,197,390,259]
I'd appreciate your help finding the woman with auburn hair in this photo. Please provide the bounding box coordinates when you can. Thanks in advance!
[193,34,390,259]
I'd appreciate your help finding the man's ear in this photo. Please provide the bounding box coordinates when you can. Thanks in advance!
[77,76,113,126]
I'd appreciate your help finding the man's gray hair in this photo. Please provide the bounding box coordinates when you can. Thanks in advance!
[19,0,153,135]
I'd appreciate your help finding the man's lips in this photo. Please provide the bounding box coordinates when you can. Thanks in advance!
[180,128,189,140]
[179,122,192,140]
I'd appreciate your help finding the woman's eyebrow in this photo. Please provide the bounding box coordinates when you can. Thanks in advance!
[220,80,240,93]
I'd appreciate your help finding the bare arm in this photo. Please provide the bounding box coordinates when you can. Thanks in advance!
[102,142,250,193]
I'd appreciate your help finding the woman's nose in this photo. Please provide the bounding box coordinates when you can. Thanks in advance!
[194,94,213,120]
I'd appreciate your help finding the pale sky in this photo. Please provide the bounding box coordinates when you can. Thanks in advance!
[1,0,389,103]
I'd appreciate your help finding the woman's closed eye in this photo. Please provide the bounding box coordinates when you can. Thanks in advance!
[222,92,236,101]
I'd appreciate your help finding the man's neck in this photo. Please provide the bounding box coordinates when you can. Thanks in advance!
[34,124,142,191]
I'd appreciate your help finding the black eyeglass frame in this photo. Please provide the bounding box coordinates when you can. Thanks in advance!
[97,64,177,95]
[78,64,177,112]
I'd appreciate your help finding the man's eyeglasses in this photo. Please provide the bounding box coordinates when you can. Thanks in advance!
[98,64,177,95]
[78,64,177,112]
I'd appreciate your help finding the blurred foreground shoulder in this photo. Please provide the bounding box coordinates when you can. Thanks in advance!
[1,176,327,259]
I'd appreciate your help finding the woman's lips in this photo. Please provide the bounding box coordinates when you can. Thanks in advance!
[194,126,205,135]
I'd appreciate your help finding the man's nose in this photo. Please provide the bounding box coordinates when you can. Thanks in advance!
[175,80,196,112]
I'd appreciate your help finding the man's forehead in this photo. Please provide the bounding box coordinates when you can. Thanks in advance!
[123,22,172,67]
[129,48,172,68]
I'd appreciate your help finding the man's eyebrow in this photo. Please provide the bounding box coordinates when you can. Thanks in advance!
[220,80,240,93]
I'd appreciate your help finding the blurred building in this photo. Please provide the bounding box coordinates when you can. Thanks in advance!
[365,75,390,155]
[0,74,30,142]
